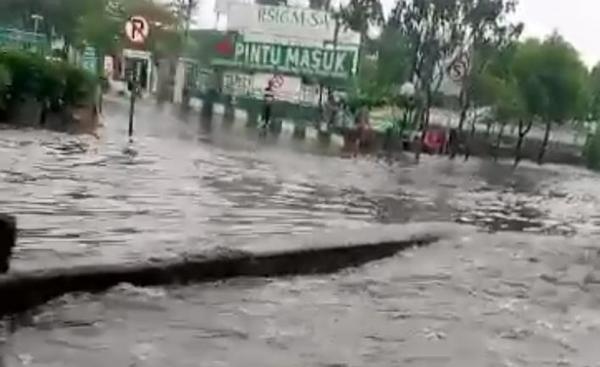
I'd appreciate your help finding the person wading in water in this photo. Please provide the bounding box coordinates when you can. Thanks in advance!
[351,105,372,157]
[261,79,275,132]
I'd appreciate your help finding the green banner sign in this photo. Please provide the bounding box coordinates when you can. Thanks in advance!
[212,38,358,79]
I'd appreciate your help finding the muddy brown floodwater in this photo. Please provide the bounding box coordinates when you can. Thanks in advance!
[2,98,600,366]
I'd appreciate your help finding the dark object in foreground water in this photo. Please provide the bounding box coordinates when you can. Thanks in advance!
[0,214,16,273]
[0,222,464,317]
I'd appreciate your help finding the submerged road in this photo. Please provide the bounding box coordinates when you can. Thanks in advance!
[2,98,600,365]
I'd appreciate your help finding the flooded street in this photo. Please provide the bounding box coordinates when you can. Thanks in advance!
[6,232,600,367]
[2,99,600,366]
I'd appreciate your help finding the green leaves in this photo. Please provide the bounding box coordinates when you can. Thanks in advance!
[0,0,188,60]
[337,0,384,35]
[0,49,96,110]
[586,63,600,122]
[512,35,587,124]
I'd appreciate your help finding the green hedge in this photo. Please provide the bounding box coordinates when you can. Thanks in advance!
[0,50,96,115]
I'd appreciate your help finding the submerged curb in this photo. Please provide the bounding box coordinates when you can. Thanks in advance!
[0,222,468,316]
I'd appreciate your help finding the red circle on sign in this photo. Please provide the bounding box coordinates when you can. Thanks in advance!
[125,16,150,44]
[271,74,284,89]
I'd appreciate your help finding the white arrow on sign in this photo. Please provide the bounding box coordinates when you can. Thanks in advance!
[125,16,150,44]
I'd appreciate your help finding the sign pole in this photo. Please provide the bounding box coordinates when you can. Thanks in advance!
[124,15,150,141]
[128,80,136,139]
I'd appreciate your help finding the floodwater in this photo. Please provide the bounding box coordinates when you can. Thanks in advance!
[2,98,600,366]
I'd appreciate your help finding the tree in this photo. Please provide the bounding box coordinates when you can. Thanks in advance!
[472,60,524,160]
[375,27,412,95]
[170,0,199,41]
[75,0,181,62]
[490,35,588,166]
[0,0,95,44]
[511,34,587,164]
[76,0,120,75]
[537,35,587,163]
[506,38,544,165]
[454,0,522,135]
[388,0,465,129]
[586,62,600,122]
[474,43,524,160]
[335,0,385,96]
[387,0,469,162]
[337,0,384,38]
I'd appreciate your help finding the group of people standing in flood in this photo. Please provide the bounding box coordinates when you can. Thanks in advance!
[322,93,373,156]
[260,80,373,156]
[260,79,465,159]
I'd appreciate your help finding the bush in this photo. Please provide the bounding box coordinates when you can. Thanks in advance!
[0,49,96,112]
[62,64,97,106]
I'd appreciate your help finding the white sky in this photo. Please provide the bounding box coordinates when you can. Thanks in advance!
[196,0,600,67]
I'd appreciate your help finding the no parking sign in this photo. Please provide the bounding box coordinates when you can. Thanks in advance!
[125,16,150,44]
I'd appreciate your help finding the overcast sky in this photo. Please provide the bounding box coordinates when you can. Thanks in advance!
[196,0,600,67]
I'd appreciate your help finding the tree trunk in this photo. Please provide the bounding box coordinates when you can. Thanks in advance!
[514,135,524,166]
[457,89,468,133]
[424,100,431,127]
[485,121,493,137]
[414,87,432,163]
[537,120,552,165]
[493,122,506,161]
[464,117,477,161]
[514,119,532,167]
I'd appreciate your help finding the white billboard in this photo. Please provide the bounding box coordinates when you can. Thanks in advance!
[222,72,320,105]
[226,3,361,46]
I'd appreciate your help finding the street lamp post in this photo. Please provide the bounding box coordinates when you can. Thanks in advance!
[31,14,44,34]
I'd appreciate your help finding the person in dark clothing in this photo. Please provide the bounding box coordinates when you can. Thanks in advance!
[351,106,371,157]
[447,128,459,159]
[325,92,338,129]
[262,80,275,129]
